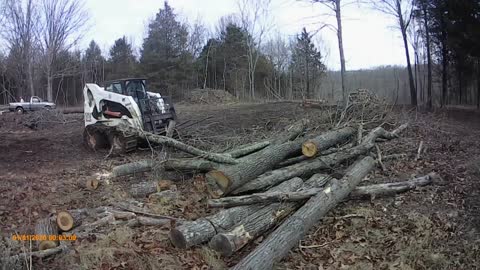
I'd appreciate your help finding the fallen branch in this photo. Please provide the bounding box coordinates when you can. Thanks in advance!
[111,160,155,178]
[118,124,238,164]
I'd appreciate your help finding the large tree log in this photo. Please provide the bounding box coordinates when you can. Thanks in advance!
[163,158,218,172]
[301,127,356,157]
[231,156,375,270]
[233,124,408,194]
[34,218,59,251]
[111,160,155,178]
[209,174,330,256]
[169,177,303,249]
[117,124,238,164]
[226,141,270,158]
[351,173,437,198]
[206,139,304,198]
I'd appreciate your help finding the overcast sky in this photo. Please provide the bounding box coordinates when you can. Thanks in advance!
[82,0,408,71]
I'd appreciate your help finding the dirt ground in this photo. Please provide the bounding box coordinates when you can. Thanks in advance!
[0,103,479,270]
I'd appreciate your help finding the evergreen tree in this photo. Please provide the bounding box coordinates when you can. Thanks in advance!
[291,28,326,99]
[140,1,191,95]
[108,36,136,79]
[83,40,104,83]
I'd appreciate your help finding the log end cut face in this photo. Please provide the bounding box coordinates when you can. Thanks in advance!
[86,179,99,190]
[169,229,188,249]
[209,234,234,257]
[38,240,58,251]
[206,170,231,198]
[56,211,74,231]
[302,141,318,157]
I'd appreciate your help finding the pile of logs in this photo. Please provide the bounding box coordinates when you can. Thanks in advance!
[8,119,438,269]
[108,119,436,269]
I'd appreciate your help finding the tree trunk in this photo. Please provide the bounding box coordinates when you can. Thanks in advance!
[398,1,417,106]
[440,19,448,107]
[129,181,160,198]
[231,156,375,270]
[47,72,53,102]
[423,4,433,110]
[206,140,302,198]
[111,160,156,178]
[335,0,347,105]
[233,125,407,194]
[164,158,218,172]
[301,126,355,157]
[209,174,330,256]
[35,218,59,251]
[169,177,303,249]
[206,120,308,198]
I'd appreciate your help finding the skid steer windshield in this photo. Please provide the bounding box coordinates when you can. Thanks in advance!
[125,80,147,103]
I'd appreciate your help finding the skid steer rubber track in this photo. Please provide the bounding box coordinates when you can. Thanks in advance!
[108,130,138,156]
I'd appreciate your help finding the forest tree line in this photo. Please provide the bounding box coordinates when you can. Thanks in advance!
[0,0,479,108]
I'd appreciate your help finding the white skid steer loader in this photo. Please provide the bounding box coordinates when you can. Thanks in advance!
[83,78,177,154]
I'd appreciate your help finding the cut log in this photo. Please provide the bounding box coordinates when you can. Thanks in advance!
[301,127,356,157]
[226,141,270,158]
[127,216,170,227]
[209,174,330,256]
[56,210,82,231]
[111,160,155,178]
[163,158,218,172]
[233,124,408,194]
[85,179,99,190]
[231,156,375,270]
[206,140,303,198]
[169,177,304,249]
[34,218,59,251]
[129,181,160,198]
[117,124,238,164]
[166,120,176,138]
[208,188,324,208]
[351,173,437,198]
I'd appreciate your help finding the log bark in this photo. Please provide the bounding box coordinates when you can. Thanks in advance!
[233,124,407,194]
[169,177,304,249]
[271,119,309,144]
[226,141,270,158]
[56,210,82,231]
[117,124,238,164]
[34,218,59,251]
[163,158,218,172]
[275,155,309,168]
[129,181,159,198]
[351,173,437,198]
[301,127,356,157]
[209,174,330,256]
[111,160,155,178]
[127,216,170,227]
[206,140,303,198]
[208,188,324,208]
[231,156,375,270]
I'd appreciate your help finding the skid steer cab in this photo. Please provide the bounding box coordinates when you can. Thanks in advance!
[83,78,177,154]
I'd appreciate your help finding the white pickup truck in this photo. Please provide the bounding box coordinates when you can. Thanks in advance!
[9,96,56,113]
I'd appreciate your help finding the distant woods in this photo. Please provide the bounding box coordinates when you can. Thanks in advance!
[0,0,479,108]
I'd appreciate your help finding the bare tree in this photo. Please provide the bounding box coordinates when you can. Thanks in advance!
[311,0,350,104]
[38,0,88,102]
[237,0,272,99]
[370,0,417,106]
[0,0,38,97]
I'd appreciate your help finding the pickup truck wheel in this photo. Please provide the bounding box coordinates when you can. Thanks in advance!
[15,107,24,114]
